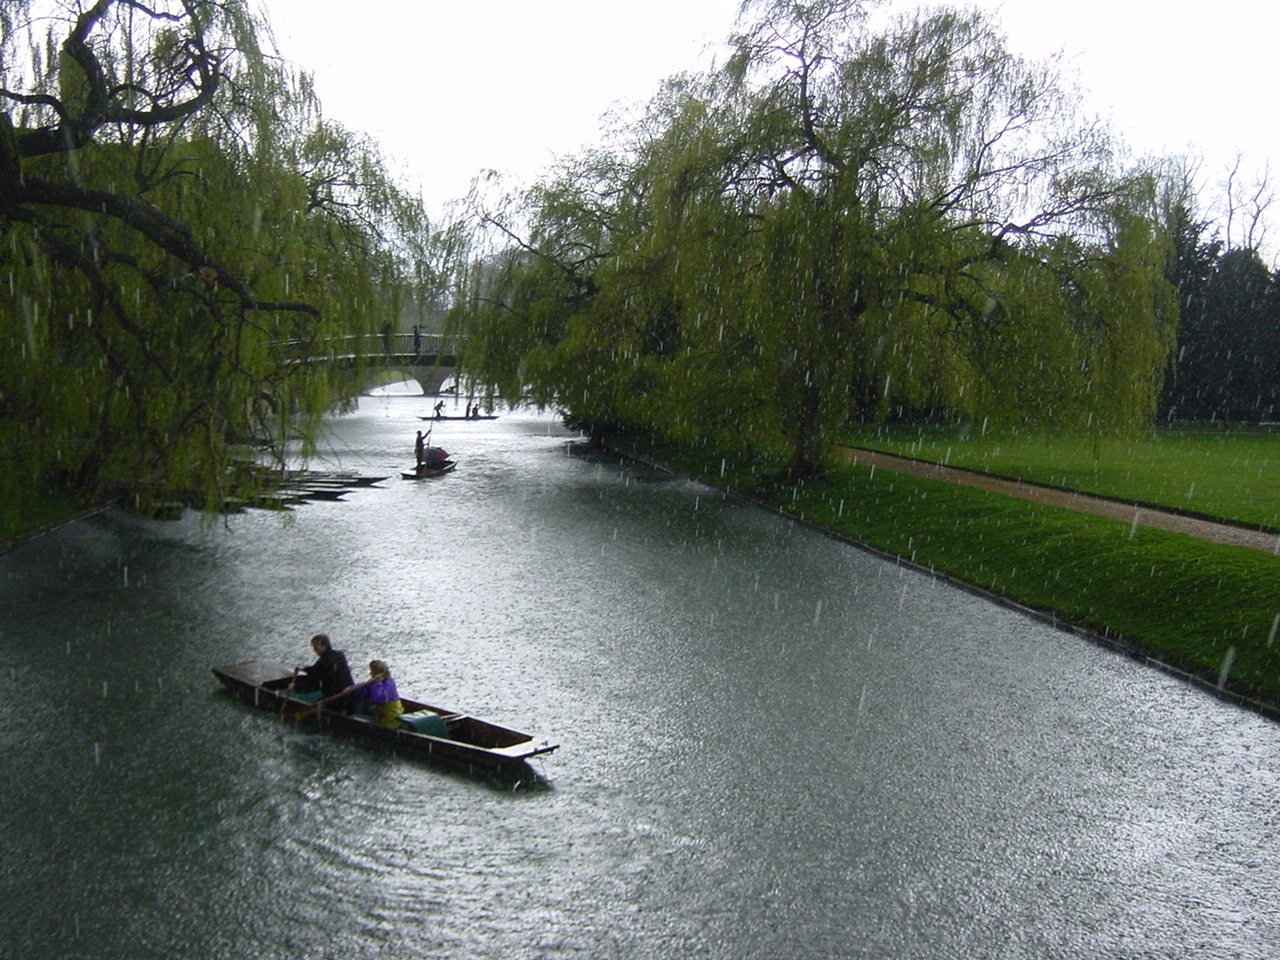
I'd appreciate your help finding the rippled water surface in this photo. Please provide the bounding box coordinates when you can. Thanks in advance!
[3,399,1280,959]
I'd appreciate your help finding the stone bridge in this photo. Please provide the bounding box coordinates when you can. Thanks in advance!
[279,333,465,395]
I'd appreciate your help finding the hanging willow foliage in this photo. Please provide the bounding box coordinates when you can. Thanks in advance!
[454,0,1178,477]
[0,0,434,520]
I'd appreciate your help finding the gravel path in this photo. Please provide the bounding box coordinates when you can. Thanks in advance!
[837,446,1280,555]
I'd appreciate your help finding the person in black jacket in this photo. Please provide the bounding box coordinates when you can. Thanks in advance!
[292,633,355,711]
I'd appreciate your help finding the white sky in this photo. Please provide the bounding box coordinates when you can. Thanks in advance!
[260,0,1278,251]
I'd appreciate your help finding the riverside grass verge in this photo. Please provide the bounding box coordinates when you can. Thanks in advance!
[614,435,1280,720]
[839,423,1280,532]
[0,489,101,555]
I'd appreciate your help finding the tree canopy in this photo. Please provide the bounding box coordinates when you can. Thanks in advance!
[454,0,1179,475]
[1160,201,1280,422]
[1,0,435,518]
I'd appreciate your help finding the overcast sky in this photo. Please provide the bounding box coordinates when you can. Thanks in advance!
[260,0,1277,252]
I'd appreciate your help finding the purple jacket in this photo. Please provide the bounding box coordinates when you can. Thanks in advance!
[366,676,399,704]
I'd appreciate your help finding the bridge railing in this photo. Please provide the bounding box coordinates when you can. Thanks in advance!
[273,333,467,363]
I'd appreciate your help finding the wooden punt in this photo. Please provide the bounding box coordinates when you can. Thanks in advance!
[276,487,347,501]
[274,471,390,487]
[400,460,456,479]
[213,660,558,770]
[284,476,390,489]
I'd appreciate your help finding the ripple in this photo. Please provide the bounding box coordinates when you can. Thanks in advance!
[5,405,1280,959]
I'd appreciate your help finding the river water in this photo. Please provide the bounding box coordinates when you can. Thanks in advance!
[3,398,1279,959]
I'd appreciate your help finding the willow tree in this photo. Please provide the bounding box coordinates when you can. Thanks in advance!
[456,75,772,443]
[452,158,619,430]
[454,0,1176,476]
[0,0,432,519]
[713,0,1177,475]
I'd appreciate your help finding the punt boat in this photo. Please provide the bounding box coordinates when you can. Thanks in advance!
[400,459,456,479]
[213,659,558,771]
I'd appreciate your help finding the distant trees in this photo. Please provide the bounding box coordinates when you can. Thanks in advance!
[454,0,1178,475]
[1161,204,1280,422]
[0,0,434,513]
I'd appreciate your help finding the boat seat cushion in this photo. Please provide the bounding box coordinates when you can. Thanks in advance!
[400,713,449,738]
[290,689,323,703]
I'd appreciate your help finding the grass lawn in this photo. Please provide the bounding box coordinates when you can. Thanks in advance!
[837,424,1280,531]
[0,488,98,551]
[619,432,1280,719]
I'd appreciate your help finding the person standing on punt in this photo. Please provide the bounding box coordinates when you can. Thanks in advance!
[414,430,426,468]
[353,660,404,728]
[291,633,355,711]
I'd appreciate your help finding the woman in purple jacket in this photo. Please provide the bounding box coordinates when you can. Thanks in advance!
[357,659,404,728]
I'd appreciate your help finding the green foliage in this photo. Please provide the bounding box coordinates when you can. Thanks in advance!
[452,0,1178,475]
[1168,243,1280,421]
[0,1,433,520]
[1156,175,1280,423]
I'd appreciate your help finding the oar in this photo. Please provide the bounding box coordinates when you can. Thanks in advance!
[293,678,374,721]
[277,667,299,716]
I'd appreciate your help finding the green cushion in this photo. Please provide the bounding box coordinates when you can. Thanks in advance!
[400,713,449,737]
[290,689,323,704]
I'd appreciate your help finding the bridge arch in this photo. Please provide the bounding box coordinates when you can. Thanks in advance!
[277,333,465,395]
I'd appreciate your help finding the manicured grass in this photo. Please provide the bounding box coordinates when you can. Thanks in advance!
[837,424,1280,531]
[0,489,96,550]
[620,435,1280,717]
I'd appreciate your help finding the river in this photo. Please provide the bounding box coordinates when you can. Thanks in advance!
[3,398,1279,959]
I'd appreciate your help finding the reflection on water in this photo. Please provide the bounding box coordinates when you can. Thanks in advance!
[3,398,1280,959]
[365,378,423,396]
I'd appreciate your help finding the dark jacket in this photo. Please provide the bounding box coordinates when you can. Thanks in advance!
[297,647,354,699]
